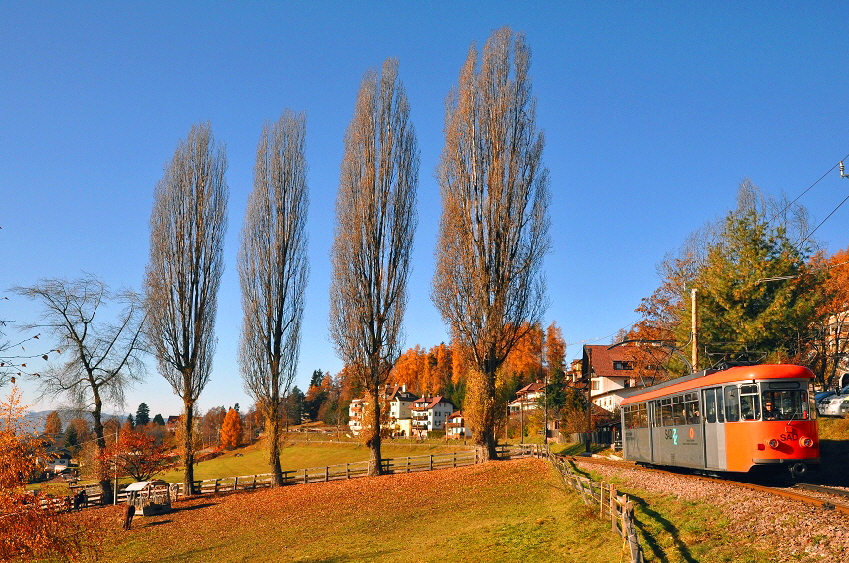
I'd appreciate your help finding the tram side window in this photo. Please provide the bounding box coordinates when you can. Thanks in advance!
[725,386,740,422]
[627,404,648,428]
[685,392,700,424]
[652,401,662,427]
[740,384,760,420]
[704,389,716,423]
[661,398,673,426]
[672,395,686,425]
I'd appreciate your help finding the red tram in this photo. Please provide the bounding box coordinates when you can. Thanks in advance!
[620,364,819,477]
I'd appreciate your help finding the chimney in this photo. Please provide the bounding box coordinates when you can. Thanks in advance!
[402,383,406,393]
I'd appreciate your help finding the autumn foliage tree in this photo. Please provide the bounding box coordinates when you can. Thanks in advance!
[145,122,228,495]
[1,387,94,561]
[220,407,242,449]
[239,109,309,486]
[98,429,169,482]
[44,410,62,435]
[433,31,549,463]
[804,249,849,388]
[329,58,418,476]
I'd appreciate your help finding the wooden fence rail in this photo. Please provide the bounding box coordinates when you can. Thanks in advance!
[547,453,644,563]
[62,446,542,508]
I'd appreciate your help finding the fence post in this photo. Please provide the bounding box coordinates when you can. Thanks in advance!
[303,469,307,484]
[610,486,618,535]
[599,482,605,518]
[234,477,239,491]
[213,479,219,494]
[325,467,329,482]
[429,455,433,471]
[346,463,350,480]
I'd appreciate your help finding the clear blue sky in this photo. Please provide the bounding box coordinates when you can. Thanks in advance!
[3,2,849,418]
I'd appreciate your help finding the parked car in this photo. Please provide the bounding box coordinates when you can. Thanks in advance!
[815,391,837,404]
[817,388,849,417]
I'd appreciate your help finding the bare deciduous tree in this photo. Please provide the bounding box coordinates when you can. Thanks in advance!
[329,58,418,476]
[12,274,146,501]
[432,27,550,461]
[239,110,309,486]
[145,122,227,495]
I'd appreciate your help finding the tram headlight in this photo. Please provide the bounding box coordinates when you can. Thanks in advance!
[799,437,814,448]
[766,438,780,449]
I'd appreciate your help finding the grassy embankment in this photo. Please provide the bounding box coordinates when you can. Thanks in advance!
[156,437,471,482]
[85,458,624,563]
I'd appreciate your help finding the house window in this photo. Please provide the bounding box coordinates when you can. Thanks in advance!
[613,361,634,370]
[591,380,600,391]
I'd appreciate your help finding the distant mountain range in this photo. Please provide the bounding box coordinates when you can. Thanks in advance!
[23,409,129,429]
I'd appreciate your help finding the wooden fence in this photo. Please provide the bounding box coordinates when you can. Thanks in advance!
[63,445,543,506]
[547,453,644,563]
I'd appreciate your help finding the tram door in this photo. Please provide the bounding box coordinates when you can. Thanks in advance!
[702,387,727,470]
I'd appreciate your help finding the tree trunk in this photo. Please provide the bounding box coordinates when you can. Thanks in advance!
[267,409,283,486]
[367,385,383,476]
[473,362,500,462]
[92,396,115,504]
[182,402,195,496]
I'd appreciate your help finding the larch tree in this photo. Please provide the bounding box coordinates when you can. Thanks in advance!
[239,109,309,486]
[329,58,418,476]
[432,27,550,461]
[806,249,849,388]
[145,122,228,496]
[12,275,146,503]
[219,407,242,449]
[44,410,62,435]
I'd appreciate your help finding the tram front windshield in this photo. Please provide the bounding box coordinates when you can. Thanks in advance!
[761,384,810,420]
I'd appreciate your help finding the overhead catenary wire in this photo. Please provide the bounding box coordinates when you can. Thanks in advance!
[766,153,849,226]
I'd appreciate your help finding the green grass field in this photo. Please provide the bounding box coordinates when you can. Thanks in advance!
[156,439,471,483]
[88,458,626,563]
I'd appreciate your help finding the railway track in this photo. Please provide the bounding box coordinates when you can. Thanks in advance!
[564,455,849,515]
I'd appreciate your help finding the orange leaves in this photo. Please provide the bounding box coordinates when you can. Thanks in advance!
[220,408,243,449]
[0,386,95,561]
[99,429,169,482]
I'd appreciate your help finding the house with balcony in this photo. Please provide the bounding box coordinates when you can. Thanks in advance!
[347,384,419,437]
[581,344,669,412]
[508,381,546,414]
[445,411,471,439]
[410,395,455,438]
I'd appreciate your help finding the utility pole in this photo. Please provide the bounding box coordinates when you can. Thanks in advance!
[691,288,698,372]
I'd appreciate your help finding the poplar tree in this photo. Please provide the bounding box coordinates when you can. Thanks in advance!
[432,27,550,461]
[329,58,418,476]
[239,110,308,486]
[145,122,228,495]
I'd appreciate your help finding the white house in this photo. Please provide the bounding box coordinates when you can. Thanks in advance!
[581,344,666,412]
[445,411,471,439]
[410,395,455,437]
[348,384,419,437]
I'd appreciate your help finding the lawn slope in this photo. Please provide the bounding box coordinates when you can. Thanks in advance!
[88,458,622,563]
